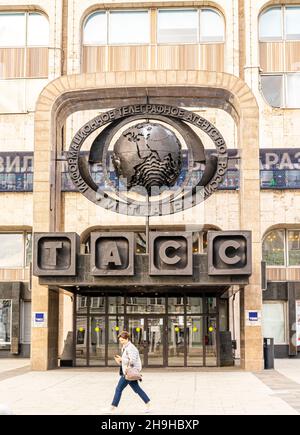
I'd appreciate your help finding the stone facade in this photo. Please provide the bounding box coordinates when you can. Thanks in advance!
[0,0,299,370]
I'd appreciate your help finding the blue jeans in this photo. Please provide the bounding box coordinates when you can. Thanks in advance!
[112,376,150,407]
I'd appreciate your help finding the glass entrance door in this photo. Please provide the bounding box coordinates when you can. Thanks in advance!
[127,316,165,367]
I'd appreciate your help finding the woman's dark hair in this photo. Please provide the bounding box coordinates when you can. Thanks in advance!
[118,331,131,340]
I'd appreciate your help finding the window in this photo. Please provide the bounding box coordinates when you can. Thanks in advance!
[109,11,149,44]
[263,229,300,267]
[0,232,32,268]
[0,12,49,79]
[83,10,150,45]
[200,9,225,42]
[259,6,300,41]
[259,7,282,41]
[261,75,283,108]
[83,12,107,45]
[0,300,12,345]
[285,6,300,40]
[263,302,287,344]
[157,9,198,43]
[286,74,300,108]
[157,8,224,43]
[27,13,50,46]
[0,13,26,46]
[259,6,300,107]
[288,230,300,266]
[263,230,285,266]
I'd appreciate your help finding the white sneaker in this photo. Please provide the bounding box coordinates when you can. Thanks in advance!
[144,403,151,413]
[101,406,117,415]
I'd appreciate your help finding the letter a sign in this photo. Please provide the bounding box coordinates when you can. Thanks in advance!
[90,232,134,276]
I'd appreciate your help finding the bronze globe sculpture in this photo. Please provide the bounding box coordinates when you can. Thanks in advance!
[112,122,182,194]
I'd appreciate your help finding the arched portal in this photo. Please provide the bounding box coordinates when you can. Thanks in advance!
[32,70,262,371]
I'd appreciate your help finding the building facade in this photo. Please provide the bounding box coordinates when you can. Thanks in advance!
[0,0,299,370]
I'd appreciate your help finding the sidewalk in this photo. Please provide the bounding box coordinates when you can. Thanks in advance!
[0,359,299,415]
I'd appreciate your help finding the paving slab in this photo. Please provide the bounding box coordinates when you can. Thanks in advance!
[0,362,298,415]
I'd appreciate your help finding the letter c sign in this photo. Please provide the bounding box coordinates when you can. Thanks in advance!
[218,240,242,265]
[208,231,252,276]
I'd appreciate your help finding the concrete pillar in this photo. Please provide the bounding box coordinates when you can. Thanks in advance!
[239,110,263,371]
[31,278,59,370]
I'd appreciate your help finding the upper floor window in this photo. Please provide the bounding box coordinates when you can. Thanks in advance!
[259,6,300,108]
[0,12,49,79]
[0,232,32,268]
[259,6,300,41]
[82,8,225,74]
[83,10,150,45]
[157,8,224,44]
[0,12,49,47]
[262,229,300,267]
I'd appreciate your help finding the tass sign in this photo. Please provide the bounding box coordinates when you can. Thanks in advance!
[33,231,252,278]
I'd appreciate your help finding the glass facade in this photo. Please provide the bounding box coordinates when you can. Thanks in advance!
[75,295,223,367]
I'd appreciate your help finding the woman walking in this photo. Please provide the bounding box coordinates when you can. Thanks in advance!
[102,331,151,414]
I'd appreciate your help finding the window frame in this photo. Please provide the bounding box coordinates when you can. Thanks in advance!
[0,299,12,346]
[259,5,300,42]
[83,9,151,47]
[263,228,300,268]
[260,73,300,109]
[0,11,49,48]
[0,11,49,80]
[156,7,225,45]
[0,231,32,269]
[83,7,225,48]
[262,300,288,345]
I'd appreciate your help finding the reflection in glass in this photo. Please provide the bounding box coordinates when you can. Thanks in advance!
[205,316,217,367]
[186,297,203,314]
[27,13,49,46]
[109,11,150,44]
[107,317,124,365]
[157,9,198,43]
[261,75,283,108]
[76,317,87,366]
[147,318,164,366]
[83,12,107,45]
[263,230,285,266]
[90,297,105,314]
[262,302,286,344]
[0,233,24,267]
[186,316,203,366]
[208,297,217,313]
[108,297,124,314]
[168,297,184,314]
[128,318,146,366]
[168,316,185,366]
[288,230,300,266]
[25,233,32,267]
[0,13,26,47]
[200,9,224,42]
[0,300,11,345]
[259,7,282,40]
[126,297,165,314]
[89,316,105,366]
[76,295,88,315]
[286,74,300,109]
[286,7,300,40]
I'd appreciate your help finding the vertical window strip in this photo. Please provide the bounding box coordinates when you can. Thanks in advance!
[0,11,48,79]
